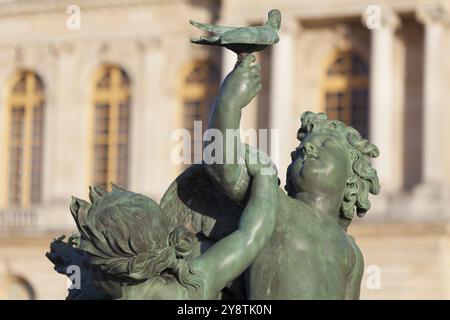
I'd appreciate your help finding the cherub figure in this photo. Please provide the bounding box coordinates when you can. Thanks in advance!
[202,54,380,299]
[47,151,278,300]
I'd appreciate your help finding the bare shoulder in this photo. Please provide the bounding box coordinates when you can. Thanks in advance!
[344,234,364,299]
[347,235,363,263]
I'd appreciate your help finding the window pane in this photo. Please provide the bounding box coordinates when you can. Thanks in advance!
[327,55,348,75]
[325,51,369,138]
[93,144,108,190]
[120,69,130,88]
[351,54,369,76]
[12,76,26,94]
[181,61,219,165]
[351,89,369,138]
[35,76,45,93]
[93,66,130,189]
[118,100,129,137]
[97,69,111,89]
[31,104,44,204]
[326,92,346,122]
[7,72,45,207]
[9,107,25,206]
[117,143,128,188]
[95,103,110,136]
[117,100,129,187]
[186,65,207,83]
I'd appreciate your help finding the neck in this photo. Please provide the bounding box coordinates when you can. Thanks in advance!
[295,191,342,224]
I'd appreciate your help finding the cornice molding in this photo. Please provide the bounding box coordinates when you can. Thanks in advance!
[361,6,401,31]
[280,16,302,35]
[0,0,186,17]
[416,3,450,27]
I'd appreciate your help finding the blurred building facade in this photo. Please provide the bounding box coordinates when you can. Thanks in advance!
[0,0,449,299]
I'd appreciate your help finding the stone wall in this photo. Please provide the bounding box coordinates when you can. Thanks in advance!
[1,0,450,299]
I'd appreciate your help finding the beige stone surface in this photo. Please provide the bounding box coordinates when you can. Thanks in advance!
[0,236,68,299]
[350,223,450,299]
[0,0,450,299]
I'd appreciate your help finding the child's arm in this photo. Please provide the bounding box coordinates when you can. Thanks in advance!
[190,166,278,299]
[205,54,262,205]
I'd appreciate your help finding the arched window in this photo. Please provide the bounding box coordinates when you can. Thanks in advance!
[179,60,219,163]
[92,65,130,190]
[324,51,369,138]
[4,71,45,207]
[0,276,35,300]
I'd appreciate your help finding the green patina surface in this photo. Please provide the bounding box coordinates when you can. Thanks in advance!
[46,9,380,300]
[190,9,281,62]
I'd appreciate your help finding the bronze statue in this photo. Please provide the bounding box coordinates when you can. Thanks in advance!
[47,150,278,300]
[47,9,380,300]
[190,9,281,63]
[205,56,380,297]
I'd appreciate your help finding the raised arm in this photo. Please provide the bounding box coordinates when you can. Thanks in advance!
[205,54,262,205]
[191,154,278,299]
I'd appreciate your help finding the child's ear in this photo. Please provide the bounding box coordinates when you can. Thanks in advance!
[341,174,358,221]
[168,225,196,258]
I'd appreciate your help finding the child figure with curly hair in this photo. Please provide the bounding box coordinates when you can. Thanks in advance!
[205,54,381,299]
[47,150,278,300]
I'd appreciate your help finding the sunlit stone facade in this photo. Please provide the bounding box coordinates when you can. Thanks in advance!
[0,0,449,299]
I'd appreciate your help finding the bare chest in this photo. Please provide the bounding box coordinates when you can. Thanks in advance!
[247,207,355,299]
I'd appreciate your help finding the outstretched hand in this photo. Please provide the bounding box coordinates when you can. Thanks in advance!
[218,54,262,110]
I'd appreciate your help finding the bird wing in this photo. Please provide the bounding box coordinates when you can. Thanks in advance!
[191,35,222,45]
[160,164,243,242]
[190,20,236,35]
[220,26,279,45]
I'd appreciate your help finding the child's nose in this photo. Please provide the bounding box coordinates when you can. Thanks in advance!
[304,142,316,154]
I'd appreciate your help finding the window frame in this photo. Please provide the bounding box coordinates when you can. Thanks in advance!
[322,50,370,138]
[90,65,131,190]
[177,59,220,166]
[1,70,45,208]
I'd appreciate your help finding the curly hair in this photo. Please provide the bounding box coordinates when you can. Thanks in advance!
[294,112,380,229]
[70,184,203,298]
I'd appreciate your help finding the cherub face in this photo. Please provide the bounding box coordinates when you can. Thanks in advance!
[286,129,351,198]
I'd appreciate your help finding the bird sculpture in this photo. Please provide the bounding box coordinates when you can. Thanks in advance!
[190,9,282,64]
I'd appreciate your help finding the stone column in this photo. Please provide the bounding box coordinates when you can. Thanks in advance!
[47,43,78,201]
[43,43,80,230]
[269,18,300,186]
[416,4,450,186]
[364,8,401,193]
[132,37,166,199]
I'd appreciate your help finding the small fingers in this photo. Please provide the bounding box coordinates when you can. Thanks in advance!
[251,73,261,81]
[241,54,256,68]
[256,83,263,92]
[250,64,262,73]
[249,65,261,78]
